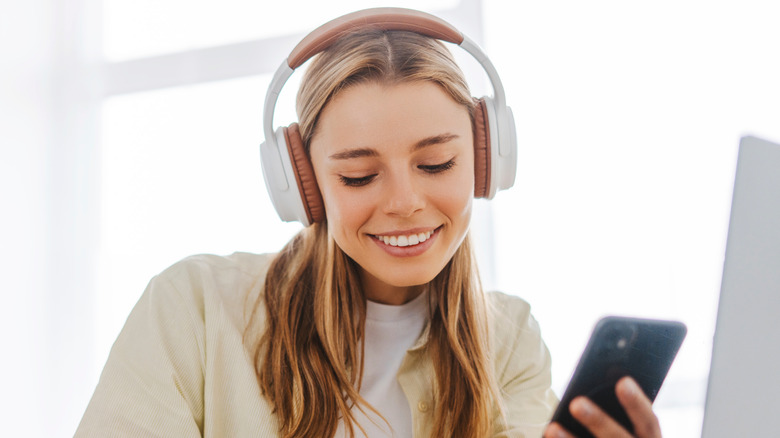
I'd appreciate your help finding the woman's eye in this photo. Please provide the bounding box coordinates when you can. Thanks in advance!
[339,174,376,187]
[419,159,456,174]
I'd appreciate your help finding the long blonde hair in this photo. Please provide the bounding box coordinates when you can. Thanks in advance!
[246,29,501,437]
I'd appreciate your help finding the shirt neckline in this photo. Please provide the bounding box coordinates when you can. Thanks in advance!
[365,289,430,323]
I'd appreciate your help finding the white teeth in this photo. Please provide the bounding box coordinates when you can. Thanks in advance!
[376,230,434,247]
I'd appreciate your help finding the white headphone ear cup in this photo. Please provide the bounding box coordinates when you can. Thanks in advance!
[498,105,518,191]
[481,96,517,198]
[259,126,312,226]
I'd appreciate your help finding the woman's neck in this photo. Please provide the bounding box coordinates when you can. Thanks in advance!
[359,270,426,305]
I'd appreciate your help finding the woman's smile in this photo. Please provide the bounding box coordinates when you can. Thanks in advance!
[369,226,441,257]
[372,227,436,247]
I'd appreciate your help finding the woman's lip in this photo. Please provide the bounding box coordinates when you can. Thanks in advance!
[370,225,442,237]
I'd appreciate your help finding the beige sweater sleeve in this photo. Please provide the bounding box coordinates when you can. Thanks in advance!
[75,272,206,437]
[489,292,559,438]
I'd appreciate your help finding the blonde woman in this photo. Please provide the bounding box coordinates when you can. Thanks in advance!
[76,8,663,438]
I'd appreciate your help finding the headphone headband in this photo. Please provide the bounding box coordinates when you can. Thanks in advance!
[288,8,464,69]
[263,8,508,152]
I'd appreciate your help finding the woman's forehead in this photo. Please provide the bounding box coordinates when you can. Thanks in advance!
[311,81,472,156]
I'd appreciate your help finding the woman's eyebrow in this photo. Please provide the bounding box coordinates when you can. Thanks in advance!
[327,133,460,160]
[412,133,460,151]
[328,148,378,160]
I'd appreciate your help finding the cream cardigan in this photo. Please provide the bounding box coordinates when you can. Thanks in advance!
[75,252,557,437]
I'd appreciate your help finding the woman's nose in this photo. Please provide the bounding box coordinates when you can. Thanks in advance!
[382,170,425,217]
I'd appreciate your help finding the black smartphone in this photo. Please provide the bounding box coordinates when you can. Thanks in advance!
[549,316,687,437]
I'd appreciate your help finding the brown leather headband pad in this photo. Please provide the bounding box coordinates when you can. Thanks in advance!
[288,8,464,69]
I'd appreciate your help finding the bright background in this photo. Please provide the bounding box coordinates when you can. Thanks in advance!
[3,0,779,436]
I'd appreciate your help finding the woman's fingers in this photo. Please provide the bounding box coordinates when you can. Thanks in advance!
[549,377,663,438]
[568,396,633,438]
[615,377,662,437]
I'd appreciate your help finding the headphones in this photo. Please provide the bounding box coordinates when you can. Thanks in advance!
[260,7,517,226]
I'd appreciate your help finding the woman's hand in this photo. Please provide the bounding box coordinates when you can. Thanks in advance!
[543,377,662,438]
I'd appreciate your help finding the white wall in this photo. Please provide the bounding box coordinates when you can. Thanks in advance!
[1,0,101,434]
[1,0,55,435]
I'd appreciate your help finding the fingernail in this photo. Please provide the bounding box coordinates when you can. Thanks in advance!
[621,377,639,396]
[546,424,567,438]
[571,397,592,418]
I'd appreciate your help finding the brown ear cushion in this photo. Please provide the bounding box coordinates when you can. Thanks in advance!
[284,123,325,224]
[472,98,491,198]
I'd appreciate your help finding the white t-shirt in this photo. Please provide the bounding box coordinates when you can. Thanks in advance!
[336,291,429,438]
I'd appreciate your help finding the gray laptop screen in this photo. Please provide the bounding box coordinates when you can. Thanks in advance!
[702,136,780,437]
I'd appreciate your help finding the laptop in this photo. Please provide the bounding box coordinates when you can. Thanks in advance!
[701,136,780,437]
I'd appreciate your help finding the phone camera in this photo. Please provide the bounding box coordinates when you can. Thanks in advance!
[597,321,637,362]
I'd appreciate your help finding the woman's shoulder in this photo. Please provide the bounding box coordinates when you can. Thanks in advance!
[147,251,276,326]
[155,252,274,296]
[157,251,275,284]
[75,252,279,436]
[485,291,534,327]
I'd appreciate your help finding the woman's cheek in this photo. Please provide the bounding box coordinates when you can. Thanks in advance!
[328,187,373,222]
[437,171,473,211]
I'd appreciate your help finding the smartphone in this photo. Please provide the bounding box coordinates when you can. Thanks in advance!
[549,316,687,437]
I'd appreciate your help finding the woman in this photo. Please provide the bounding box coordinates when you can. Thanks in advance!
[76,8,663,438]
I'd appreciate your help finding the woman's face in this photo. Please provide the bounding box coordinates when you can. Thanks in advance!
[309,81,474,305]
